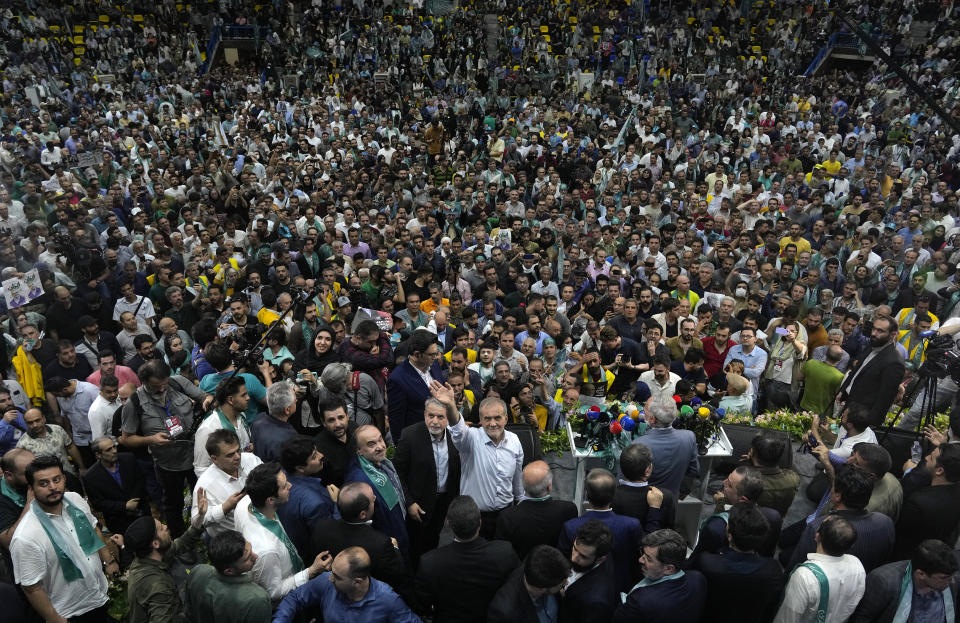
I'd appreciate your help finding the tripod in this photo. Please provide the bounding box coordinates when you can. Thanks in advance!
[879,370,940,446]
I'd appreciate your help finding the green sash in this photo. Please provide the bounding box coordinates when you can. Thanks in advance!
[32,497,105,582]
[357,455,399,510]
[249,505,303,572]
[798,562,830,623]
[892,561,955,623]
[216,409,248,438]
[1,479,25,507]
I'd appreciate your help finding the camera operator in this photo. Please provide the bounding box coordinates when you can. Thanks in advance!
[199,341,273,425]
[119,359,214,537]
[898,318,960,431]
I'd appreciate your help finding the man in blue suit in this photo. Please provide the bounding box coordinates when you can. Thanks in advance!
[343,425,409,554]
[613,529,708,623]
[559,468,664,592]
[387,330,443,440]
[630,398,699,497]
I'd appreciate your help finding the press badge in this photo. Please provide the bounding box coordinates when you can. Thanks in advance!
[164,414,185,437]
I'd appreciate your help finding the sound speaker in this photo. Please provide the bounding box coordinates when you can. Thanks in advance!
[721,424,794,470]
[876,426,921,477]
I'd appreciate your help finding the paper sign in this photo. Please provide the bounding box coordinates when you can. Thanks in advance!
[2,269,44,309]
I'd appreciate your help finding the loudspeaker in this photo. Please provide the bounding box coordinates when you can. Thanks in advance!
[721,424,794,470]
[506,424,542,466]
[876,426,921,477]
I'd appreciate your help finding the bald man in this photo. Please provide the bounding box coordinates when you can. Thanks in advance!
[273,546,420,623]
[494,461,578,559]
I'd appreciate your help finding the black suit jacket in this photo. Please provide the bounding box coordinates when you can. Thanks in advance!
[488,566,541,623]
[692,549,785,623]
[393,421,461,515]
[612,483,677,529]
[494,498,579,560]
[81,452,148,534]
[850,559,960,623]
[894,482,960,560]
[415,538,520,623]
[839,342,905,427]
[560,556,619,623]
[308,518,412,601]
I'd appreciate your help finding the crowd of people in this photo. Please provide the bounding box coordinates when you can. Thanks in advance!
[1,0,960,619]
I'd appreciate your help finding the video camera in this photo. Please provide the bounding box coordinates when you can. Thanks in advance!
[918,334,960,383]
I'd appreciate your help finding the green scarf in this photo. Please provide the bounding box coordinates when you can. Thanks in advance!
[1,479,25,507]
[249,505,303,572]
[893,561,955,623]
[357,455,400,510]
[32,497,105,582]
[216,409,248,438]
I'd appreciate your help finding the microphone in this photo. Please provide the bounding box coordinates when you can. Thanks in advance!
[919,330,938,338]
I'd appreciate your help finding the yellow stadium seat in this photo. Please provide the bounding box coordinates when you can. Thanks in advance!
[74,25,84,33]
[74,35,84,44]
[761,55,767,62]
[569,16,577,23]
[687,17,695,24]
[49,25,60,32]
[593,25,600,33]
[708,35,713,43]
[712,26,720,33]
[74,57,82,65]
[133,14,143,21]
[99,15,109,22]
[74,47,85,55]
[544,34,551,42]
[540,25,549,32]
[751,45,761,52]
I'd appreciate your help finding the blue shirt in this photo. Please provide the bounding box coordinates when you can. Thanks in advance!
[0,408,27,454]
[276,472,340,556]
[723,345,768,395]
[199,372,268,424]
[273,573,421,623]
[250,415,297,463]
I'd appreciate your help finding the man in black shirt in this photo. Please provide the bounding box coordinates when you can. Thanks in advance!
[313,401,357,488]
[42,341,94,383]
[46,286,88,342]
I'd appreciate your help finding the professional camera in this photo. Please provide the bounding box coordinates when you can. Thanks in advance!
[918,334,960,383]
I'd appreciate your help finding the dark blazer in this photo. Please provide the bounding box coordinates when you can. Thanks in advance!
[308,518,411,601]
[560,556,619,623]
[386,360,444,439]
[559,509,657,593]
[612,569,708,623]
[693,506,782,559]
[839,342,905,427]
[487,566,541,623]
[893,482,960,560]
[692,549,785,623]
[612,483,676,529]
[494,498,579,560]
[393,421,461,516]
[81,452,148,534]
[790,509,895,572]
[415,538,520,623]
[294,252,323,280]
[850,559,960,623]
[343,457,410,553]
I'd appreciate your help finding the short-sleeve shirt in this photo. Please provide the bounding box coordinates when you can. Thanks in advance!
[121,379,206,471]
[17,425,77,474]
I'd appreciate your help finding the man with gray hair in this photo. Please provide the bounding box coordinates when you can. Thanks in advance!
[631,399,699,497]
[811,329,851,372]
[494,460,578,559]
[315,363,385,428]
[432,381,524,539]
[163,284,201,333]
[252,380,299,463]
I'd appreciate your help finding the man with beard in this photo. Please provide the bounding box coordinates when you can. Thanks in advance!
[10,455,119,622]
[580,348,616,399]
[561,520,619,623]
[123,488,209,622]
[313,402,357,488]
[837,315,906,428]
[74,315,124,370]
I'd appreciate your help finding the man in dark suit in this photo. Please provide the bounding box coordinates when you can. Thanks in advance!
[689,503,784,623]
[81,435,149,535]
[561,520,619,623]
[308,481,412,602]
[850,539,960,623]
[613,529,707,623]
[393,397,461,567]
[495,460,578,560]
[837,315,906,427]
[386,330,444,439]
[415,495,520,623]
[488,545,570,623]
[692,465,782,559]
[559,468,663,592]
[894,442,960,560]
[613,442,676,529]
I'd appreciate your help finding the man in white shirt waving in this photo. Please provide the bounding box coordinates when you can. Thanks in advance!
[431,380,523,540]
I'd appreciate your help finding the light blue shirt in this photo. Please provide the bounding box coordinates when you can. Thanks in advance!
[724,345,768,395]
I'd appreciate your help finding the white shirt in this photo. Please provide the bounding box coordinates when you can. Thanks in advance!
[774,552,865,623]
[193,411,253,477]
[113,295,156,325]
[831,427,877,460]
[235,496,310,601]
[117,322,155,360]
[638,370,682,402]
[191,452,262,535]
[431,432,450,492]
[11,493,109,619]
[88,393,122,441]
[448,416,524,512]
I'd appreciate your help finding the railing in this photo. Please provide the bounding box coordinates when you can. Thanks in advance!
[199,25,221,75]
[804,31,888,76]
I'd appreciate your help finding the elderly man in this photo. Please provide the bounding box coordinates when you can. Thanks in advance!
[82,435,149,535]
[433,380,524,540]
[251,380,299,463]
[163,285,202,334]
[630,399,699,497]
[344,425,410,553]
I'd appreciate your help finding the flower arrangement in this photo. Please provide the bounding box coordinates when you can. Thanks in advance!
[724,409,817,440]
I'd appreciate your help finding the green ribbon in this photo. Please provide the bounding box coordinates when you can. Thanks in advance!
[1,479,25,507]
[357,455,399,510]
[32,497,105,582]
[249,505,303,573]
[892,561,955,623]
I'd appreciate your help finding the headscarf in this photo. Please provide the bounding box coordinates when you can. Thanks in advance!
[293,326,338,374]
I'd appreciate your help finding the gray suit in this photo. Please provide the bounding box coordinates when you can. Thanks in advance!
[849,558,960,623]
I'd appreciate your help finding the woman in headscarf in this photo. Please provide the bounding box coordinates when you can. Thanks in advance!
[293,325,338,376]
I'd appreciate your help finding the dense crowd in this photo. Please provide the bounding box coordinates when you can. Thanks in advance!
[1,0,960,620]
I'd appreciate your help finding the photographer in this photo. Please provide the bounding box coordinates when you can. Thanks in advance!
[198,340,273,424]
[119,359,214,537]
